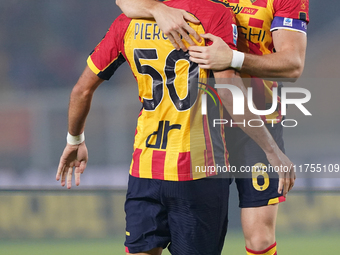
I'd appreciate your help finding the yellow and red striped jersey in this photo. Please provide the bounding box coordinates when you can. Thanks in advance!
[223,0,309,123]
[87,0,237,181]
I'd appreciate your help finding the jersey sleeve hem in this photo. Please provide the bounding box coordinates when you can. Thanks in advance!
[87,56,100,75]
[271,16,307,34]
[270,27,306,35]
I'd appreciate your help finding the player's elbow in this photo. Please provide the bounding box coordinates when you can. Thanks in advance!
[71,84,94,100]
[217,88,234,106]
[116,0,134,18]
[287,57,305,81]
[116,0,122,7]
[291,63,304,80]
[115,0,128,14]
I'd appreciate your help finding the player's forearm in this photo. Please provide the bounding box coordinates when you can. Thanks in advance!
[68,66,103,135]
[217,87,277,155]
[241,29,307,80]
[214,71,277,155]
[68,88,93,136]
[241,51,305,80]
[116,0,161,19]
[233,113,277,155]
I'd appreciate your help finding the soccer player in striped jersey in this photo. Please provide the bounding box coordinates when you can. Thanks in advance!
[116,0,307,254]
[57,0,294,254]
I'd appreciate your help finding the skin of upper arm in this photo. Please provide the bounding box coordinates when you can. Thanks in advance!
[116,0,158,18]
[213,69,244,101]
[213,69,237,79]
[272,29,307,77]
[72,65,104,96]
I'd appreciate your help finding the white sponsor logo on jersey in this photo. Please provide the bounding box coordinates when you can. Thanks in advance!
[283,18,293,27]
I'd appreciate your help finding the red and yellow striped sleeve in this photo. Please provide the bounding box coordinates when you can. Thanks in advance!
[87,14,131,80]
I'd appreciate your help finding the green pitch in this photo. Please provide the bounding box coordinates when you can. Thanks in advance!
[0,232,338,255]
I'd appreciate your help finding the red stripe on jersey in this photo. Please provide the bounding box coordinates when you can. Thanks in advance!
[203,115,214,176]
[177,152,192,181]
[268,41,274,53]
[252,0,268,8]
[248,18,264,28]
[227,0,239,3]
[138,110,143,117]
[152,150,166,180]
[248,41,264,55]
[131,148,142,177]
[125,247,129,253]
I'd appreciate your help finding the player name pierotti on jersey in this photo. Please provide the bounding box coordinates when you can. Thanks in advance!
[132,20,211,41]
[133,22,169,41]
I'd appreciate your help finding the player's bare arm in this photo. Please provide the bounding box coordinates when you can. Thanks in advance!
[241,29,306,79]
[189,30,306,80]
[214,70,295,196]
[116,0,201,51]
[56,66,104,189]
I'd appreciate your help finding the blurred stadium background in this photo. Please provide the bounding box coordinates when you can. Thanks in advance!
[0,0,339,254]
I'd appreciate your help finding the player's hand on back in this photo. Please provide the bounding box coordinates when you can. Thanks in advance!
[265,149,295,197]
[56,142,88,189]
[189,33,233,70]
[151,4,201,51]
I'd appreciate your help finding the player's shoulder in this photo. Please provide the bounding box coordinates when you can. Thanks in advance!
[196,0,232,13]
[110,13,131,29]
[272,0,309,12]
[104,13,132,40]
[273,0,308,6]
[200,0,235,24]
[193,0,234,21]
[163,0,235,32]
[272,0,309,22]
[208,0,231,9]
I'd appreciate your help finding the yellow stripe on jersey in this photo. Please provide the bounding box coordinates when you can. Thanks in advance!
[87,56,100,75]
[138,149,153,179]
[87,54,122,76]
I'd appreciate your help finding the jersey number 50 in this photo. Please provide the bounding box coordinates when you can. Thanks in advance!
[134,49,199,111]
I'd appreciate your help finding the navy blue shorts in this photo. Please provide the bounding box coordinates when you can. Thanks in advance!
[225,123,286,208]
[125,175,230,254]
